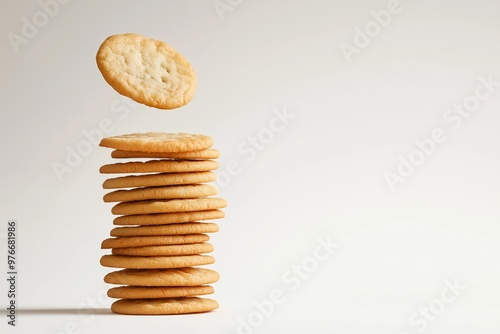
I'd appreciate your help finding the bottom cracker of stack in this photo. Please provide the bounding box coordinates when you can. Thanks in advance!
[98,133,226,315]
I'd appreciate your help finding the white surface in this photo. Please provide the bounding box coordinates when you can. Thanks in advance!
[1,0,500,333]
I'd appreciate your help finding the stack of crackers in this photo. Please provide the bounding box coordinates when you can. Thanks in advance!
[94,33,225,315]
[98,133,226,315]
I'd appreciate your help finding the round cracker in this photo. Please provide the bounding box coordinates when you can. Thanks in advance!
[104,268,220,286]
[101,234,209,249]
[102,171,216,189]
[111,222,219,236]
[100,254,215,269]
[111,297,218,315]
[99,133,212,153]
[113,210,224,226]
[100,160,218,174]
[111,198,227,215]
[96,34,196,110]
[111,148,220,160]
[111,243,213,256]
[104,184,218,203]
[107,285,214,299]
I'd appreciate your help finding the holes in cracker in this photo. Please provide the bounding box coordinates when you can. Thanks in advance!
[160,66,171,83]
[160,61,171,74]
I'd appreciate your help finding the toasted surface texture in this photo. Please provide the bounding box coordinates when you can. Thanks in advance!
[96,33,196,109]
[101,234,209,249]
[107,285,214,299]
[113,210,224,226]
[104,267,220,286]
[111,148,220,160]
[100,254,215,269]
[111,198,227,215]
[111,222,219,236]
[111,297,219,315]
[111,243,214,256]
[103,171,217,189]
[104,184,218,202]
[99,133,212,153]
[100,160,218,174]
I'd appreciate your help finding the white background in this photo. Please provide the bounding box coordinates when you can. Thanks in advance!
[1,0,500,333]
